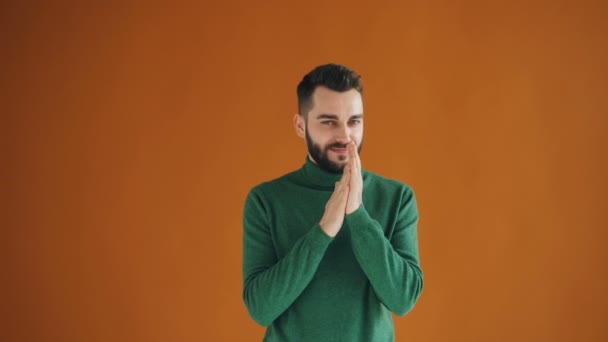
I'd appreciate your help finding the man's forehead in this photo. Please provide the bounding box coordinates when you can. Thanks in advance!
[310,87,363,117]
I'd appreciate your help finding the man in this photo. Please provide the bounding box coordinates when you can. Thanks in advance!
[242,63,423,341]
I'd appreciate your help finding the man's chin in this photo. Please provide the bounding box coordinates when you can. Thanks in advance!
[308,150,347,173]
[328,161,347,173]
[326,152,347,163]
[316,158,345,174]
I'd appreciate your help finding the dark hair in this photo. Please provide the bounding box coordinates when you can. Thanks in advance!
[297,63,363,116]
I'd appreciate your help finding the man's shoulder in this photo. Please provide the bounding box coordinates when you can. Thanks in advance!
[363,169,414,193]
[247,169,300,197]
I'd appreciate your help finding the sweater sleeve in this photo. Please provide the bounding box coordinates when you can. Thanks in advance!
[345,186,423,316]
[242,188,333,326]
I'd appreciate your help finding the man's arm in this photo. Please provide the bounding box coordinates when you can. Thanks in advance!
[346,188,423,316]
[242,174,349,326]
[343,140,423,315]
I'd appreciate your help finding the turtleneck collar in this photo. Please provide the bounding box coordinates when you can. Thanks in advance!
[296,156,368,190]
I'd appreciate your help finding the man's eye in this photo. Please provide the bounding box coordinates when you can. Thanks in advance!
[321,121,335,125]
[349,120,361,125]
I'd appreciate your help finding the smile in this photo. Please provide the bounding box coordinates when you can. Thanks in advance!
[330,147,348,154]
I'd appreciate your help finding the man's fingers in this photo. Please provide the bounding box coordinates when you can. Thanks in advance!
[342,164,351,184]
[347,142,356,171]
[350,141,361,172]
[350,151,358,181]
[333,178,349,198]
[342,164,350,177]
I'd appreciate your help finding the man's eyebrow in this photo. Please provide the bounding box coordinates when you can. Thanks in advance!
[316,114,339,120]
[315,114,364,120]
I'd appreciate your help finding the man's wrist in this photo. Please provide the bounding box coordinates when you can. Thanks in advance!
[346,201,362,215]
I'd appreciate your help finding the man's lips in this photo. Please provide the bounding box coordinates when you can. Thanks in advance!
[330,147,348,154]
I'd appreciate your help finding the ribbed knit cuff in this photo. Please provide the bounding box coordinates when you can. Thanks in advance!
[309,223,335,247]
[345,204,378,233]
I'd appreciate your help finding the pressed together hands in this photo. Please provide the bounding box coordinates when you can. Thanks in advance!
[319,141,363,237]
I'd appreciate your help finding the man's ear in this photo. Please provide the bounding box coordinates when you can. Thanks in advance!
[294,113,306,138]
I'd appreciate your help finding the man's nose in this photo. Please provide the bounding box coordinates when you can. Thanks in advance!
[335,124,351,143]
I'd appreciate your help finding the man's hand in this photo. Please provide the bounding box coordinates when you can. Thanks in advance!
[346,141,363,215]
[319,164,351,237]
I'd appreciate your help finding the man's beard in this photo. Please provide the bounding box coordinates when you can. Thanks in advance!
[305,128,363,174]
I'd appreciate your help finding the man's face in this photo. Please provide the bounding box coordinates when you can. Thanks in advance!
[296,86,364,173]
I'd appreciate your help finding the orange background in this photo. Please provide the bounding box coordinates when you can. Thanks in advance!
[3,1,607,341]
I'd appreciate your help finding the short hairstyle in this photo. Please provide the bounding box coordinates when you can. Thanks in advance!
[296,63,363,116]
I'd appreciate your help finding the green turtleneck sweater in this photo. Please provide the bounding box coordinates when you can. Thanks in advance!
[242,158,423,341]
